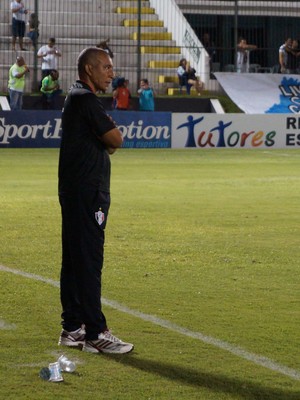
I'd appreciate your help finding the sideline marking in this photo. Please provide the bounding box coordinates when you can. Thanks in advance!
[1,264,299,381]
[0,319,16,330]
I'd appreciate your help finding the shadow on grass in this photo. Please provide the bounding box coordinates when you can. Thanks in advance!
[103,354,300,400]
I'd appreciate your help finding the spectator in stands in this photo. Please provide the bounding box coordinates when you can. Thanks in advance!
[40,69,62,109]
[279,37,292,74]
[27,12,40,49]
[137,79,155,111]
[236,37,257,73]
[186,65,204,95]
[283,38,300,74]
[37,37,62,80]
[8,55,30,110]
[177,58,191,93]
[177,58,203,95]
[96,38,114,58]
[112,78,131,110]
[202,33,216,77]
[11,0,28,51]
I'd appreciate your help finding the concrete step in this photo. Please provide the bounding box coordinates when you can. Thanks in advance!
[0,10,162,26]
[132,32,172,40]
[111,52,180,67]
[123,19,164,27]
[0,23,168,39]
[148,60,179,68]
[72,37,176,48]
[4,0,101,13]
[0,51,181,69]
[110,1,151,7]
[0,11,134,26]
[112,0,150,3]
[0,37,179,53]
[158,75,179,83]
[167,87,209,96]
[0,0,151,13]
[141,46,181,54]
[116,7,155,14]
[1,0,158,26]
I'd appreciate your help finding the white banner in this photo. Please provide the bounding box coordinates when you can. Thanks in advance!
[214,73,300,114]
[172,113,300,149]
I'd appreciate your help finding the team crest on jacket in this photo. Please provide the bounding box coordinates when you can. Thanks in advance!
[95,208,105,226]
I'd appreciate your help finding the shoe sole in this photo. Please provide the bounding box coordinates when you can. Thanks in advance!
[58,338,85,348]
[82,343,134,354]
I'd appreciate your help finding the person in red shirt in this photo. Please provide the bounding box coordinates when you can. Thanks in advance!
[112,78,131,110]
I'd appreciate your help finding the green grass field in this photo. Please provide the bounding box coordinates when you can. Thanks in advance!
[0,148,299,400]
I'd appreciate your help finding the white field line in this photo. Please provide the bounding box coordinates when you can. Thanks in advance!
[1,264,299,381]
[0,319,16,330]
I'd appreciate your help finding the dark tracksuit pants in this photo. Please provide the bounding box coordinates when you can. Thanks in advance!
[59,189,110,340]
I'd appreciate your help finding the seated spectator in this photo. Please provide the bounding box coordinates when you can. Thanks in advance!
[177,58,191,93]
[186,65,204,95]
[40,69,62,109]
[112,78,131,110]
[177,58,203,95]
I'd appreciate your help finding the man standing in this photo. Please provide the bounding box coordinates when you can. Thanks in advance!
[37,37,62,79]
[8,56,29,110]
[11,0,28,51]
[58,47,133,354]
[236,37,257,73]
[286,39,300,74]
[279,38,292,74]
[202,33,216,78]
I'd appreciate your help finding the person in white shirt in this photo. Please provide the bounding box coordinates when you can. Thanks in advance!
[37,37,62,79]
[279,38,292,73]
[11,0,28,51]
[236,37,257,73]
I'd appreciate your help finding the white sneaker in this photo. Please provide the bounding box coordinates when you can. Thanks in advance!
[58,326,86,348]
[83,330,134,354]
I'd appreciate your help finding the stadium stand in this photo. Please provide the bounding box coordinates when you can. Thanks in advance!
[0,0,216,96]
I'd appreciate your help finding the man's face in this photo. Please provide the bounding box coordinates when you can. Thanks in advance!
[89,54,114,92]
[16,57,25,67]
[52,71,59,80]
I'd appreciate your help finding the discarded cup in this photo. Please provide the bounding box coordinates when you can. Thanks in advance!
[48,361,64,382]
[39,367,51,381]
[58,355,76,373]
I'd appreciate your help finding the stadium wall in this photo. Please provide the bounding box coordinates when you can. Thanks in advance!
[0,111,299,149]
